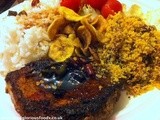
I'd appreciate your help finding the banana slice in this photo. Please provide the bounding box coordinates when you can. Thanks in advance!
[58,6,91,22]
[68,34,82,48]
[47,16,66,40]
[48,35,74,62]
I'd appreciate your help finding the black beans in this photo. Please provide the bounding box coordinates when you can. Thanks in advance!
[84,64,95,77]
[36,57,95,93]
[60,70,86,90]
[51,63,67,77]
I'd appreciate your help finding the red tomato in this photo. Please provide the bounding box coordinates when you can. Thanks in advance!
[101,4,114,18]
[31,0,40,7]
[107,0,122,13]
[85,0,107,10]
[60,0,81,12]
[101,0,122,18]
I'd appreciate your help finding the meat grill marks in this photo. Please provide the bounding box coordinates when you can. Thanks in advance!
[5,58,121,120]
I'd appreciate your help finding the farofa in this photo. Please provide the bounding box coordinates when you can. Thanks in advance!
[93,12,160,95]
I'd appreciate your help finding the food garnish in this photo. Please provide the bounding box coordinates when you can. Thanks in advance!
[107,0,122,13]
[101,0,122,18]
[60,0,123,18]
[60,0,82,12]
[47,6,103,62]
[58,6,91,21]
[85,0,107,10]
[47,15,66,40]
[48,35,75,62]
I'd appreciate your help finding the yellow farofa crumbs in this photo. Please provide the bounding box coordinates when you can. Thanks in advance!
[93,12,160,95]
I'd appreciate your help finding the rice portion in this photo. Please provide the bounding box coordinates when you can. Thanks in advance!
[0,0,61,76]
[0,16,50,75]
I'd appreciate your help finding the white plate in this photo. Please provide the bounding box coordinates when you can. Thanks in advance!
[1,0,160,120]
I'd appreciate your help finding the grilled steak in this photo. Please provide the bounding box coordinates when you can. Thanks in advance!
[5,58,121,120]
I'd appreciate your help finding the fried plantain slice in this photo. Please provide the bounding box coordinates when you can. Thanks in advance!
[47,15,66,40]
[58,6,90,22]
[48,35,74,62]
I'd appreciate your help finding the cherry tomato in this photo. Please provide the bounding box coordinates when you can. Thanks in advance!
[101,0,122,18]
[107,0,122,13]
[85,0,107,10]
[60,0,81,12]
[101,4,114,18]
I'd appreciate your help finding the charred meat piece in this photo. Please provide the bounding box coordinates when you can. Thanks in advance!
[5,58,121,120]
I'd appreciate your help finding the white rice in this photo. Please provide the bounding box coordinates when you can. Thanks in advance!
[0,16,50,75]
[0,0,61,76]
